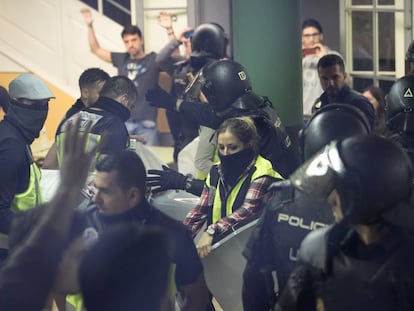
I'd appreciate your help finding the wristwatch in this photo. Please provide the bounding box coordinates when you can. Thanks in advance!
[206,225,215,236]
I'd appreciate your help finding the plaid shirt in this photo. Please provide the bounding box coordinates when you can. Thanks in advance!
[183,161,275,237]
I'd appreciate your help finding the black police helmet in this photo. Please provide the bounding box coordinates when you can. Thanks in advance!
[201,59,252,113]
[300,104,371,161]
[290,136,412,225]
[191,23,227,59]
[386,75,414,133]
[336,135,412,225]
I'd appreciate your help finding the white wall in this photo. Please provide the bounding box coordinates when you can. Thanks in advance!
[0,0,123,97]
[0,53,25,72]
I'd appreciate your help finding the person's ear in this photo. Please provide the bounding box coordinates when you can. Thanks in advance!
[320,33,324,42]
[118,94,129,107]
[80,87,89,100]
[328,189,341,208]
[127,187,142,207]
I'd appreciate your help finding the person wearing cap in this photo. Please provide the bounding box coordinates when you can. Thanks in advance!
[81,7,162,146]
[0,119,99,311]
[275,135,414,310]
[0,73,55,264]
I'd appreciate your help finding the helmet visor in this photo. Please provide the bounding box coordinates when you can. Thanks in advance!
[290,141,345,198]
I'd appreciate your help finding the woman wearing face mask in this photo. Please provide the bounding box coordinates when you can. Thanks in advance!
[183,117,283,258]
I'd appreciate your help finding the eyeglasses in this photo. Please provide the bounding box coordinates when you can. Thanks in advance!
[302,32,321,38]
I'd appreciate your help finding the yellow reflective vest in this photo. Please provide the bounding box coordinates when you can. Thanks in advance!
[206,155,282,224]
[10,156,42,213]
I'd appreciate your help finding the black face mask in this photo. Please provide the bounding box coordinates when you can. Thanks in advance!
[5,100,49,144]
[219,148,255,186]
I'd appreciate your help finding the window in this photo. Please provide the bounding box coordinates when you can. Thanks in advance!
[343,0,407,93]
[80,0,132,25]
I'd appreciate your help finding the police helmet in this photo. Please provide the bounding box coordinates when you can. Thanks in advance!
[386,75,414,133]
[291,135,412,225]
[300,104,371,161]
[191,23,228,59]
[200,59,252,113]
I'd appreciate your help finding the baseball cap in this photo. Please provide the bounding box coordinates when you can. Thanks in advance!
[9,73,55,100]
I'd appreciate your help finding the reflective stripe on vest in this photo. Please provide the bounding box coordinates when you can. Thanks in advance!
[66,294,85,311]
[10,147,42,213]
[207,155,282,223]
[57,132,101,171]
[56,111,103,170]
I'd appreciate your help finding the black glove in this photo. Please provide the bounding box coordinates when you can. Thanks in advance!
[145,87,176,111]
[147,165,187,193]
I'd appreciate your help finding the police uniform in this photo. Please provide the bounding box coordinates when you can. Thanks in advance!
[276,135,414,311]
[276,224,414,311]
[242,181,333,310]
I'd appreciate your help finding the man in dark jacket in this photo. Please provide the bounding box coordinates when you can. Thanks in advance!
[311,54,375,129]
[82,150,213,311]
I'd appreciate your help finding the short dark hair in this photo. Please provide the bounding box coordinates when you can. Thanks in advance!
[78,68,110,89]
[95,150,146,194]
[121,25,142,38]
[8,204,87,252]
[317,54,345,72]
[302,18,323,33]
[79,223,170,311]
[99,76,137,109]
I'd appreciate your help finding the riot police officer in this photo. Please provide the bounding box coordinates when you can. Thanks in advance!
[150,23,228,160]
[242,104,372,310]
[385,74,414,168]
[276,135,414,311]
[147,59,300,192]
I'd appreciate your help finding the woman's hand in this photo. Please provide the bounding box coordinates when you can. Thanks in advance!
[196,232,213,258]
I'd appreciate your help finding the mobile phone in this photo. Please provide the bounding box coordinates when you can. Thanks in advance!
[184,30,194,38]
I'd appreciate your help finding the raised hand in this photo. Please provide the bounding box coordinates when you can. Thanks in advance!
[80,7,93,26]
[157,11,173,30]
